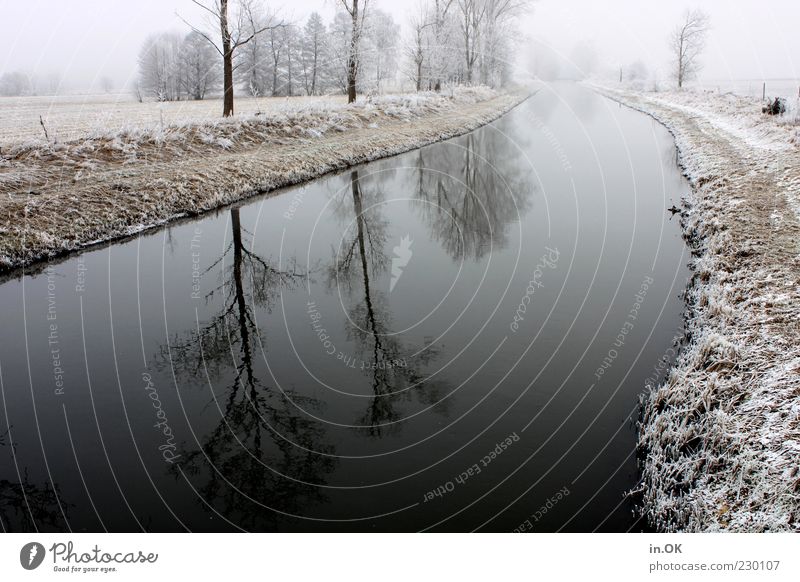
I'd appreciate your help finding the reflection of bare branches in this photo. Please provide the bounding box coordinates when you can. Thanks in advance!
[331,171,452,435]
[328,171,389,289]
[158,207,306,384]
[154,207,336,528]
[412,131,532,261]
[0,468,69,532]
[176,378,336,529]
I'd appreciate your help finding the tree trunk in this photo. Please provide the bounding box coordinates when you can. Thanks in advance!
[346,0,360,103]
[311,50,318,95]
[220,0,234,117]
[288,48,293,96]
[223,52,234,116]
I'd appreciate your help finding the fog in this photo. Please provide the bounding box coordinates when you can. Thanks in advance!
[528,0,800,83]
[1,0,798,93]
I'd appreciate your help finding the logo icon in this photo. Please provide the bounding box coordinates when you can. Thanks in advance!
[20,542,46,570]
[390,235,413,293]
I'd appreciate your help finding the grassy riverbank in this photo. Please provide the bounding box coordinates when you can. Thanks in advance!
[0,87,532,272]
[593,85,800,532]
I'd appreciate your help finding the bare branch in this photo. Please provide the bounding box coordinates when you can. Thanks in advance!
[190,0,221,19]
[176,12,224,56]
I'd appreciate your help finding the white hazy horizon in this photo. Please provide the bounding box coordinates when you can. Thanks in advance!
[1,0,798,94]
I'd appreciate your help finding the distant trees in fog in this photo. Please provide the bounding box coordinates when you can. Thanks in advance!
[100,76,114,93]
[405,0,531,91]
[0,71,70,96]
[133,0,531,110]
[669,9,710,89]
[137,30,222,102]
[625,61,648,83]
[180,32,221,100]
[0,71,32,96]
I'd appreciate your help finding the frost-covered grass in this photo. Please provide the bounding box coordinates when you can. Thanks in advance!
[594,84,800,532]
[0,88,501,148]
[644,87,798,147]
[0,93,348,146]
[0,85,528,271]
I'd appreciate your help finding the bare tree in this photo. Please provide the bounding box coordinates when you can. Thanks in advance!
[429,0,456,90]
[285,24,302,96]
[300,12,328,95]
[180,31,222,100]
[181,0,281,116]
[670,9,710,89]
[406,11,432,91]
[137,32,183,101]
[480,0,531,86]
[456,0,486,84]
[236,5,274,97]
[362,9,400,92]
[338,0,370,103]
[266,26,284,96]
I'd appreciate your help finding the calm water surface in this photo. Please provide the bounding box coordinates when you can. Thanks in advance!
[0,83,689,532]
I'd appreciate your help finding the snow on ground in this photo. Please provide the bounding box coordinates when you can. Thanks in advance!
[0,88,502,148]
[645,89,800,151]
[0,86,528,271]
[0,93,347,146]
[593,84,800,532]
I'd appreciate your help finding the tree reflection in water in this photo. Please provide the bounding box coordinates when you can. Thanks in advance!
[0,428,69,532]
[329,171,451,436]
[159,207,336,529]
[412,131,533,261]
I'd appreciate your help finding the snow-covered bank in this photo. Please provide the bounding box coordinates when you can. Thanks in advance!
[0,87,531,272]
[592,85,800,532]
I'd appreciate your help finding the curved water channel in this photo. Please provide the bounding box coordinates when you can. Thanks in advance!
[0,82,689,532]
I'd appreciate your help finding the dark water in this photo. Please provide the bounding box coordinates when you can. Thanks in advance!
[0,83,689,532]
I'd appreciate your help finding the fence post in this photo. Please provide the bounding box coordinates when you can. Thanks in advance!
[762,82,766,102]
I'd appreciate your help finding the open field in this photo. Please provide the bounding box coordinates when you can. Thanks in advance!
[0,93,352,147]
[594,84,800,532]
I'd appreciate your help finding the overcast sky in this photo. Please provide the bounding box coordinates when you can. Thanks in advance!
[1,0,798,92]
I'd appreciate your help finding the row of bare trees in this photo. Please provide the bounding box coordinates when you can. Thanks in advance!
[136,0,535,117]
[137,31,220,102]
[0,71,113,96]
[137,0,400,115]
[406,0,531,92]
